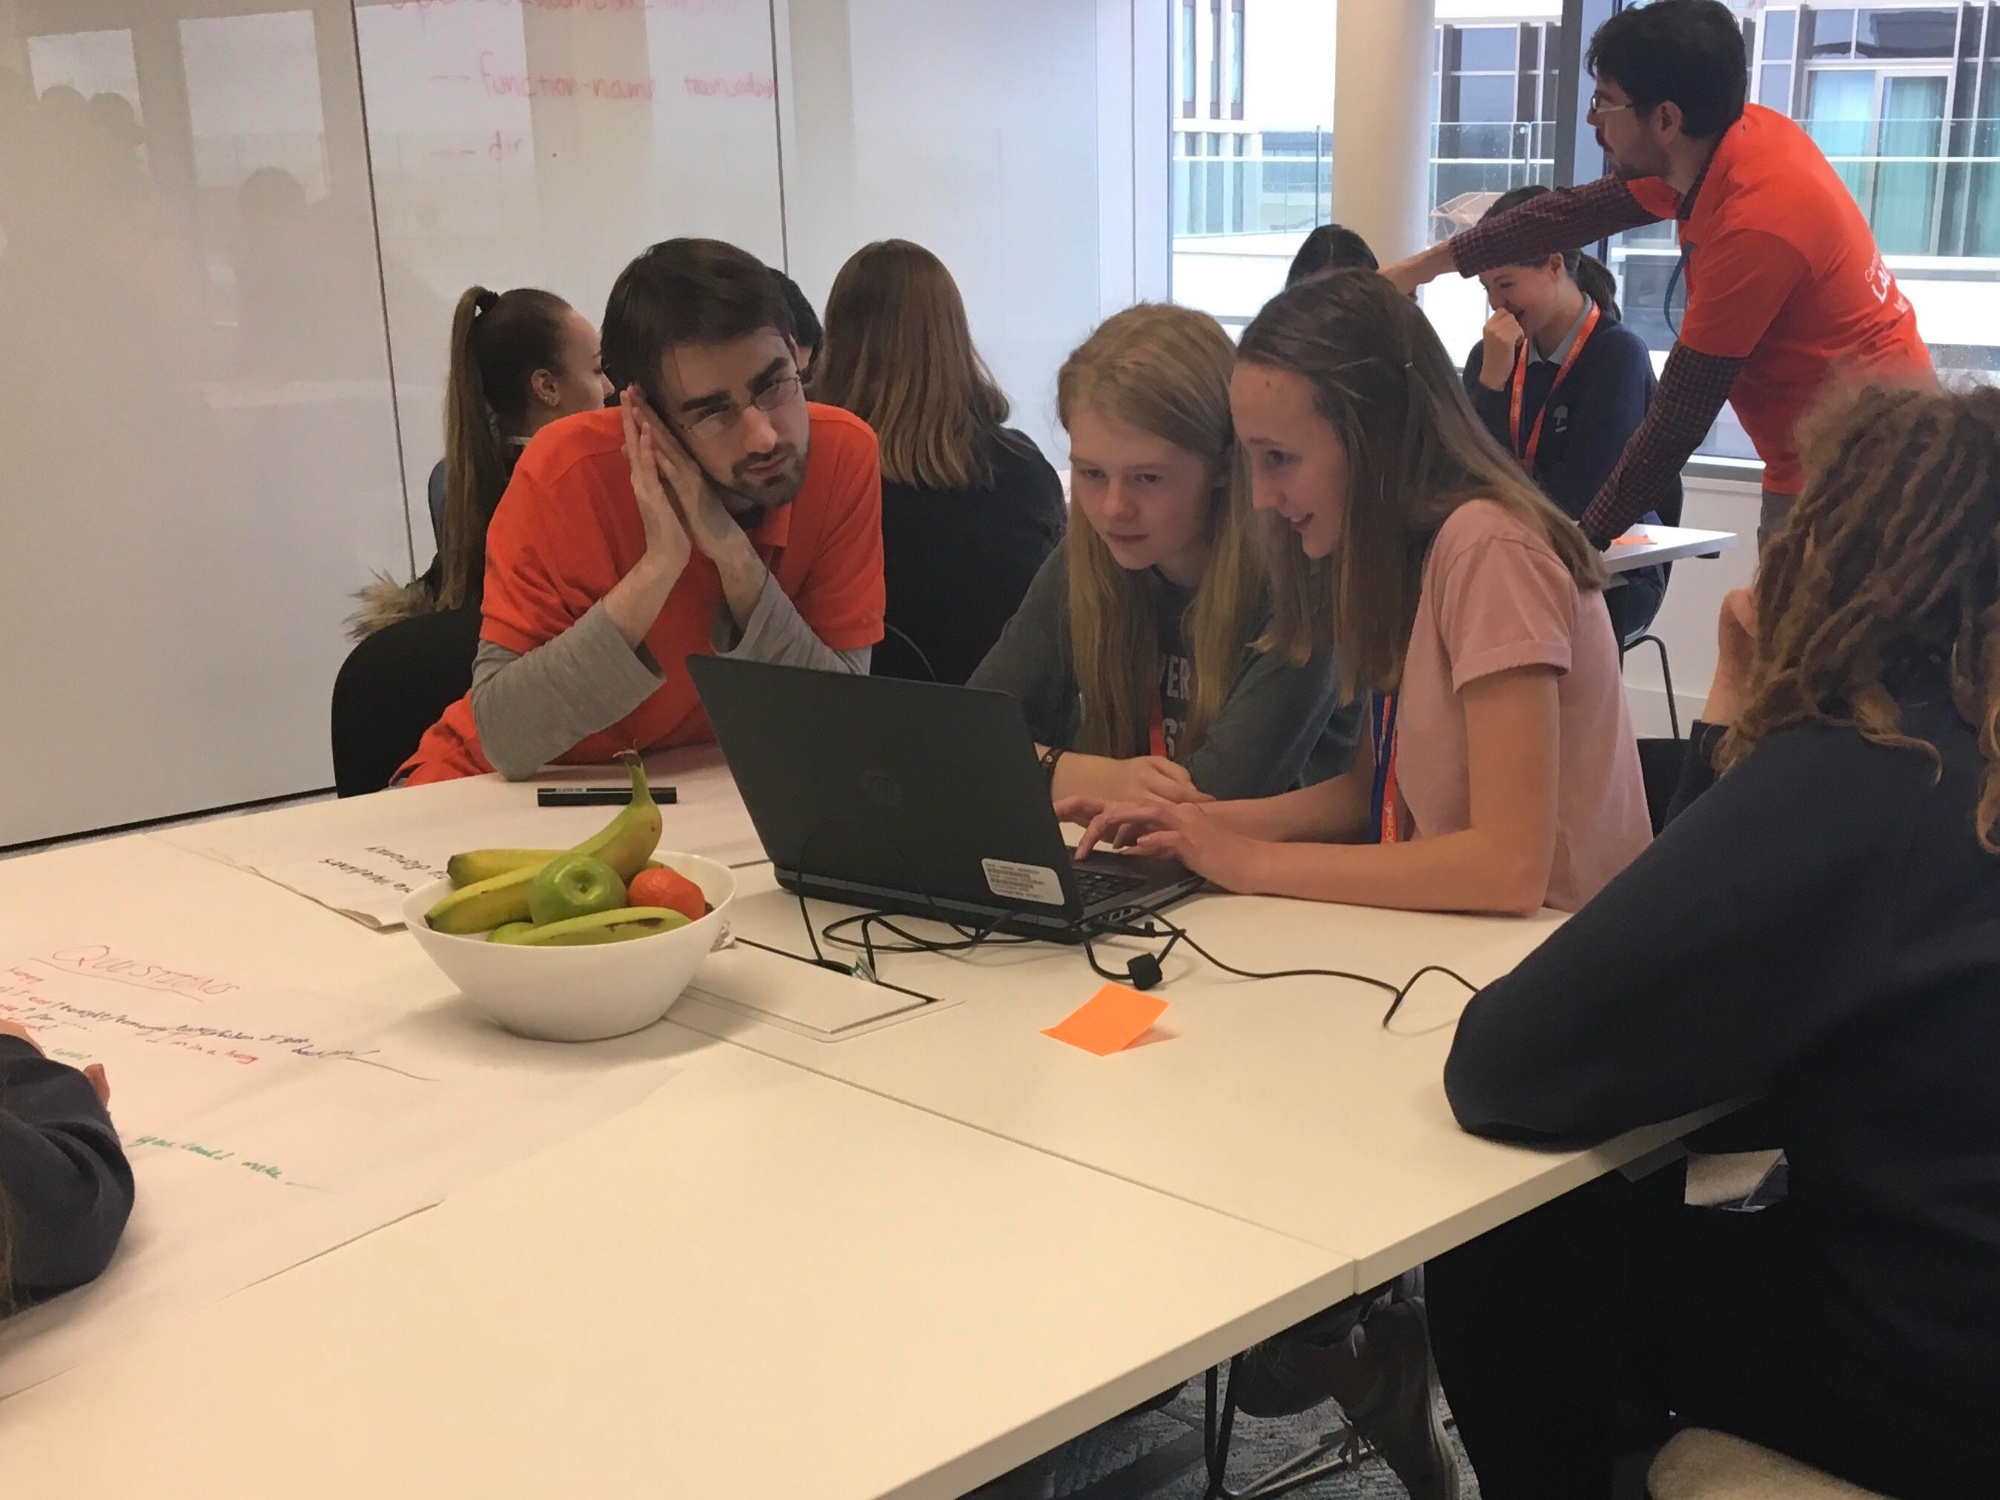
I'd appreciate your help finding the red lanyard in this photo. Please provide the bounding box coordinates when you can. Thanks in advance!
[1372,692,1401,845]
[1149,693,1168,759]
[1508,300,1601,472]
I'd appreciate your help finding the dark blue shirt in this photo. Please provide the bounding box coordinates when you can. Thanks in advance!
[1462,311,1680,529]
[1,1037,134,1307]
[1464,310,1677,642]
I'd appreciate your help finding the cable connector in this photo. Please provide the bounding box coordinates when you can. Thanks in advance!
[1124,953,1163,991]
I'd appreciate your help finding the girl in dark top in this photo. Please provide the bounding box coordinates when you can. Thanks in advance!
[350,285,611,636]
[1430,383,2000,1500]
[812,239,1066,687]
[970,303,1355,804]
[1461,185,1673,644]
[1286,222,1378,285]
[1,1022,132,1310]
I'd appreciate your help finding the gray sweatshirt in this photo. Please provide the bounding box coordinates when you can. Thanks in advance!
[967,548,1359,800]
[470,573,870,780]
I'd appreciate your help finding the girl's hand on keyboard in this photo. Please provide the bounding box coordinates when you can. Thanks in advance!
[1072,799,1256,891]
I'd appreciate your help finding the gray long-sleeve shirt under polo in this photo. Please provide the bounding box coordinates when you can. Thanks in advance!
[967,548,1359,800]
[470,573,869,780]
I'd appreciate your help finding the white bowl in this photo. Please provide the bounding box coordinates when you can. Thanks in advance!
[401,853,735,1042]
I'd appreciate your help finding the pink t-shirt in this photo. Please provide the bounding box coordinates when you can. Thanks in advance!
[1393,500,1650,912]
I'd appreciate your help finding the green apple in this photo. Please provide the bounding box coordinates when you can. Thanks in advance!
[526,853,627,926]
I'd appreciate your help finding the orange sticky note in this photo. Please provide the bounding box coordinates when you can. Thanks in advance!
[1042,984,1169,1056]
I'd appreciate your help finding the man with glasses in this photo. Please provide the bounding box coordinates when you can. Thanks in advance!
[403,238,883,783]
[1383,0,1930,556]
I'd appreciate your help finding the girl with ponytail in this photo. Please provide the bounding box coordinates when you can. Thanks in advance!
[352,286,608,633]
[1462,183,1673,642]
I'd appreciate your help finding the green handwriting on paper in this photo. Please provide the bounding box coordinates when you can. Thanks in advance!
[133,1134,291,1184]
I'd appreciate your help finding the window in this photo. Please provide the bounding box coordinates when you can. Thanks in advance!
[1805,67,1950,252]
[26,29,142,119]
[1431,21,1558,232]
[1229,0,1246,121]
[1759,6,1797,110]
[1169,0,1334,328]
[1180,0,1196,117]
[1857,7,1956,57]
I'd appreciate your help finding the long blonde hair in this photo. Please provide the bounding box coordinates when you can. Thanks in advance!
[1242,270,1607,696]
[1059,304,1265,758]
[811,240,1010,489]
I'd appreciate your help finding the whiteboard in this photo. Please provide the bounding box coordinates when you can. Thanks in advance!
[352,0,788,540]
[0,4,409,848]
[0,0,785,847]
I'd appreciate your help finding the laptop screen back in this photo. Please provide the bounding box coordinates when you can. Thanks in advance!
[687,656,1082,917]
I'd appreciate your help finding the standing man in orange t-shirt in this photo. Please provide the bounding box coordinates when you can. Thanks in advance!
[403,239,884,784]
[1385,0,1931,552]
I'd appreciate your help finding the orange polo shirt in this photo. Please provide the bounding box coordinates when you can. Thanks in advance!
[1627,104,1931,493]
[402,402,883,784]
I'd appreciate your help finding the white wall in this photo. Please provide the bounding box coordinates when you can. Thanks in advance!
[779,0,1146,465]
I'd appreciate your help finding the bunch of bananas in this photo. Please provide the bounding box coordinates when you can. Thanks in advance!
[425,755,704,946]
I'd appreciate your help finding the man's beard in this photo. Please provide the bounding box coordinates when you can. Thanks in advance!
[715,444,808,520]
[1600,129,1668,183]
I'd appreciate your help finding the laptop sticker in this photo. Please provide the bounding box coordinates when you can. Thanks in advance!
[981,857,1066,906]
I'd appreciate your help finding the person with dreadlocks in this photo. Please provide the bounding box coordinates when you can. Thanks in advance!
[1427,382,2000,1499]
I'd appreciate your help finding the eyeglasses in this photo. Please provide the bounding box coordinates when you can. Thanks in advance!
[685,372,802,441]
[1587,90,1634,117]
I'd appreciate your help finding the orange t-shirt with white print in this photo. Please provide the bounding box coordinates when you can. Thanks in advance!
[401,402,884,784]
[1627,104,1931,493]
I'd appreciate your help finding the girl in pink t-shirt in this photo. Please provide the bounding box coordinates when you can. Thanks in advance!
[1071,270,1650,914]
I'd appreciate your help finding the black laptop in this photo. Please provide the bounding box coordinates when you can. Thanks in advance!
[687,656,1203,940]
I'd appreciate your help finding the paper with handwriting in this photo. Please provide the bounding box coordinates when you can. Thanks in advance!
[158,747,765,930]
[0,946,683,1396]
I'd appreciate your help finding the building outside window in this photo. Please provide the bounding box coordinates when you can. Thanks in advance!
[1169,0,1334,327]
[1170,0,2000,457]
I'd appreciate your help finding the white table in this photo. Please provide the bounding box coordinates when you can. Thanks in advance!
[0,771,1713,1495]
[677,870,1710,1289]
[0,832,1352,1499]
[1604,522,1736,574]
[1,1028,1348,1500]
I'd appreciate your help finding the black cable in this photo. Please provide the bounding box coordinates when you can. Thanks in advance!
[779,816,1480,1026]
[1086,912,1480,1028]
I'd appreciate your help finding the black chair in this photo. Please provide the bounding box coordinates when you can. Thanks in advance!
[1637,736,1687,836]
[331,606,482,796]
[869,622,939,683]
[1619,482,1689,736]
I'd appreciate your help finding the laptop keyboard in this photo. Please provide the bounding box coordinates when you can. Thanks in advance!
[1073,866,1148,907]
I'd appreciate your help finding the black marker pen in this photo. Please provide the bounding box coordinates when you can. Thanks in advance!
[537,786,677,808]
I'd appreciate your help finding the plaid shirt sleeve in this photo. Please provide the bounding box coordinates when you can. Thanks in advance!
[1580,345,1744,546]
[1449,175,1663,278]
